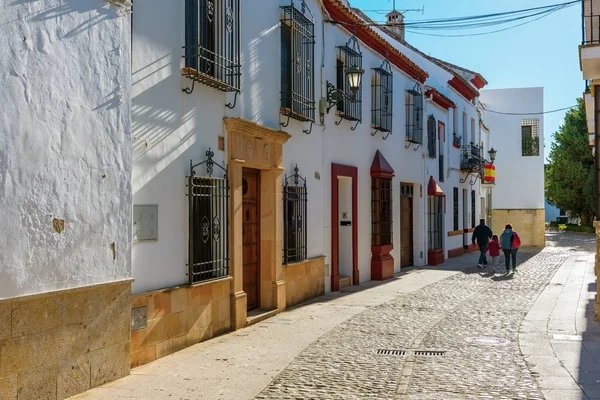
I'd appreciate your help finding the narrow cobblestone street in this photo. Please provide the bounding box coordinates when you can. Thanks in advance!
[74,232,598,400]
[257,233,594,400]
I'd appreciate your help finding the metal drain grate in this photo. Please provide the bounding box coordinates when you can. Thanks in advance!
[414,350,446,356]
[376,349,446,357]
[376,349,407,356]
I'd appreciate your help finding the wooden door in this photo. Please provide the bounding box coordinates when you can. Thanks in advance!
[400,195,414,267]
[242,169,260,310]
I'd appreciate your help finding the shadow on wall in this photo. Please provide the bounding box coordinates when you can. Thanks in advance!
[132,71,195,162]
[242,24,281,128]
[12,0,122,39]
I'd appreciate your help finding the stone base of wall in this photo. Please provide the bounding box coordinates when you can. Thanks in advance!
[130,277,232,368]
[466,243,479,253]
[284,257,325,308]
[0,280,132,400]
[427,249,445,266]
[492,209,545,247]
[448,247,465,258]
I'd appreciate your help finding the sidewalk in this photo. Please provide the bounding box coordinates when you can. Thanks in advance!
[72,253,480,400]
[520,246,600,399]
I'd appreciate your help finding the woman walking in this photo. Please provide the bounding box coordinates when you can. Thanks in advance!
[500,224,521,274]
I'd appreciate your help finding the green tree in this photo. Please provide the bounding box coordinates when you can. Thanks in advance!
[546,98,595,225]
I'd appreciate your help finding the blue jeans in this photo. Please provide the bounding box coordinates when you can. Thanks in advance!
[478,243,488,265]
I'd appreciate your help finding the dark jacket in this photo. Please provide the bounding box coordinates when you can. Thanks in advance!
[472,223,493,246]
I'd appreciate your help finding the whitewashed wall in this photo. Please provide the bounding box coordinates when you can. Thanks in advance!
[132,0,325,294]
[0,0,132,299]
[480,88,545,210]
[131,0,492,294]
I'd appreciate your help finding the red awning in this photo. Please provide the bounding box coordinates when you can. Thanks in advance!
[370,150,395,179]
[427,176,445,197]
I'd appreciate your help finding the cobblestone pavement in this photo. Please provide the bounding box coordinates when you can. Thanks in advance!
[257,234,593,399]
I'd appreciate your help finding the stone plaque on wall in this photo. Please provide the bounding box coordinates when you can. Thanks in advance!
[131,306,147,331]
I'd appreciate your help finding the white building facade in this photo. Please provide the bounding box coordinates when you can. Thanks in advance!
[128,0,496,368]
[0,1,132,398]
[480,87,545,246]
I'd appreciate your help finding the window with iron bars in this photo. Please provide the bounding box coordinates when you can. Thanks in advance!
[405,89,423,144]
[187,150,230,284]
[471,190,476,228]
[283,165,307,265]
[336,37,362,123]
[183,0,241,92]
[427,196,443,250]
[453,187,459,231]
[371,59,393,137]
[582,0,600,45]
[521,119,540,156]
[427,115,436,158]
[372,178,392,246]
[438,122,445,182]
[280,2,315,122]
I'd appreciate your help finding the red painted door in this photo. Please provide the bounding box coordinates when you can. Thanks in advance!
[242,169,260,310]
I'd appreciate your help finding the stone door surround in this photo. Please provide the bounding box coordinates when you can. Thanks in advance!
[224,118,291,329]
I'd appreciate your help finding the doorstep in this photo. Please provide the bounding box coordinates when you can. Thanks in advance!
[339,276,352,289]
[246,308,279,327]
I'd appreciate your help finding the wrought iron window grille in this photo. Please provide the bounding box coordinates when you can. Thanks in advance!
[328,34,363,131]
[453,187,459,231]
[427,115,436,159]
[405,83,423,151]
[371,57,393,139]
[283,165,308,265]
[186,148,230,284]
[582,0,600,45]
[521,119,540,157]
[427,196,443,251]
[372,178,393,247]
[471,190,476,228]
[400,183,414,197]
[280,1,316,127]
[182,0,241,97]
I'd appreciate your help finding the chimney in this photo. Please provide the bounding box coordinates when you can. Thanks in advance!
[385,10,405,42]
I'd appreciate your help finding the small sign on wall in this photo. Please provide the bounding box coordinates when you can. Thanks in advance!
[133,205,158,242]
[131,306,147,331]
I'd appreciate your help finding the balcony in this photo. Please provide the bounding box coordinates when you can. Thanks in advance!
[452,134,461,148]
[580,0,600,79]
[460,144,484,173]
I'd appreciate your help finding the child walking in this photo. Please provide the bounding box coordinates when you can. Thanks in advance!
[486,234,501,266]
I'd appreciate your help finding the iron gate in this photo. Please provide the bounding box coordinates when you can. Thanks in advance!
[187,149,230,284]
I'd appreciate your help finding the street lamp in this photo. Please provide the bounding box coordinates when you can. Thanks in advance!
[326,64,365,113]
[488,147,497,164]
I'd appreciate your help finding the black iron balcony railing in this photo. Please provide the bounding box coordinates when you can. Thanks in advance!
[460,144,483,172]
[583,0,600,45]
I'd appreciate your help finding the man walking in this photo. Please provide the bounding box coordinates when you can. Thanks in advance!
[472,218,493,268]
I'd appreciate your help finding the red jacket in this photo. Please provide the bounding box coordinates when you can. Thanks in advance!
[486,240,501,257]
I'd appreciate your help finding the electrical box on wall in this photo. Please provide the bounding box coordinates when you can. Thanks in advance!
[133,205,158,242]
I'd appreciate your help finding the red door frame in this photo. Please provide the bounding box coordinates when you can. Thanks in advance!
[331,163,359,291]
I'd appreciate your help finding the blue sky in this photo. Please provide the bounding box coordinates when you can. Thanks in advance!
[350,0,582,162]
